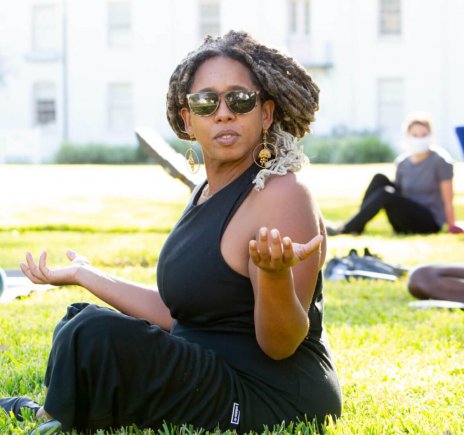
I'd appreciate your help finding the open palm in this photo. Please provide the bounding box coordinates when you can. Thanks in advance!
[20,250,89,286]
[249,227,323,273]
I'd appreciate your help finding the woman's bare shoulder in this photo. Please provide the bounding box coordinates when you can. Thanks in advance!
[252,172,316,210]
[245,172,321,235]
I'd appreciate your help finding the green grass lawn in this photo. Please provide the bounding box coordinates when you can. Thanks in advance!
[0,164,463,434]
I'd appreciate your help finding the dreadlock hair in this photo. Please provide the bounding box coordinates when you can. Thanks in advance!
[166,30,320,190]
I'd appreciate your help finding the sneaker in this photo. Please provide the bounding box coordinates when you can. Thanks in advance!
[324,223,342,236]
[0,397,41,421]
[29,419,62,435]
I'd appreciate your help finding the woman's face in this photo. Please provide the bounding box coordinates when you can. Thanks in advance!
[408,123,430,138]
[404,122,432,155]
[181,56,274,167]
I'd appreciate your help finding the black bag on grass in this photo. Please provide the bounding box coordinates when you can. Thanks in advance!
[324,248,408,282]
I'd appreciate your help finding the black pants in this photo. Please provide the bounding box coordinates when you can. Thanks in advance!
[342,173,441,234]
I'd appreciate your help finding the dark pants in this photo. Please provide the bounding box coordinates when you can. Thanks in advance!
[342,173,440,234]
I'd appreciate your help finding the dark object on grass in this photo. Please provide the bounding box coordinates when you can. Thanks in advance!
[29,419,62,434]
[324,248,408,282]
[0,397,62,434]
[0,396,41,421]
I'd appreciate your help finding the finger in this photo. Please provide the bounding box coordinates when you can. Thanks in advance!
[67,249,89,264]
[298,234,324,260]
[35,251,49,280]
[257,227,271,262]
[19,262,27,274]
[25,252,36,270]
[20,261,46,284]
[39,250,47,269]
[25,252,40,278]
[269,229,284,260]
[282,236,295,263]
[38,251,54,280]
[26,251,48,281]
[248,240,261,265]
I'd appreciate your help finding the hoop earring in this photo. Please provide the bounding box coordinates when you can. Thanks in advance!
[253,130,278,168]
[185,137,200,173]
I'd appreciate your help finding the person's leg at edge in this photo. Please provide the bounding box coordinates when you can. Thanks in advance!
[408,265,464,303]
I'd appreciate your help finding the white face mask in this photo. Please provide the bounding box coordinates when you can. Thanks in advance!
[404,135,432,155]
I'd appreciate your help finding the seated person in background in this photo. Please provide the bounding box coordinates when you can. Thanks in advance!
[408,264,464,303]
[327,114,463,235]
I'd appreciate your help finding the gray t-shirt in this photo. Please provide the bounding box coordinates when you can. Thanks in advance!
[395,147,453,226]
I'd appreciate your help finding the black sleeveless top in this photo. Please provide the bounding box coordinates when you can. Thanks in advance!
[157,165,341,417]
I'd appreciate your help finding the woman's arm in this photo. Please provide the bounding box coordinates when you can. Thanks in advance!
[440,179,463,233]
[20,250,174,330]
[248,175,325,360]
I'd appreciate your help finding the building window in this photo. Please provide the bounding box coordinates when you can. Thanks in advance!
[31,4,58,52]
[303,0,310,35]
[199,0,220,39]
[107,83,133,131]
[34,82,56,125]
[378,78,404,142]
[108,1,132,48]
[289,0,297,34]
[379,0,401,36]
[288,0,311,36]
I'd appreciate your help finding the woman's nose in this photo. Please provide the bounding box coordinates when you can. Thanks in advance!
[214,97,235,121]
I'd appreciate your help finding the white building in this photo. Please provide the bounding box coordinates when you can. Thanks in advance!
[0,0,463,162]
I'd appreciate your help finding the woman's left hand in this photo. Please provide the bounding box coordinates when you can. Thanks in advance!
[249,227,323,273]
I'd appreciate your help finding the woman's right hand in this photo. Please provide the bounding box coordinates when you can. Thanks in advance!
[20,250,89,286]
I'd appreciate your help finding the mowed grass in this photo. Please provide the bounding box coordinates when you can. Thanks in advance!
[0,164,463,434]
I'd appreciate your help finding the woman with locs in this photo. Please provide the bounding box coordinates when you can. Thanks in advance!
[1,31,342,433]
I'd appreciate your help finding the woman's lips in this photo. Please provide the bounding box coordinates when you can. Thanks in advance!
[214,130,239,146]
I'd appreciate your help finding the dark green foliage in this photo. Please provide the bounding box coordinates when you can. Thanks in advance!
[54,135,392,165]
[55,142,154,164]
[301,134,395,164]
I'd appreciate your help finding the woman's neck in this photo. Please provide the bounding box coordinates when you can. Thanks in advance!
[410,149,431,163]
[203,159,253,197]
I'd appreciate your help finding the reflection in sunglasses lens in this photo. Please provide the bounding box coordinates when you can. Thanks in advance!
[188,91,258,116]
[189,93,219,116]
[227,91,256,114]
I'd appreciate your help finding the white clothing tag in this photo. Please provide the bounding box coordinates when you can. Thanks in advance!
[230,402,240,426]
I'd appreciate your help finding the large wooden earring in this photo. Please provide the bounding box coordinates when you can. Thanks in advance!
[253,130,278,168]
[185,137,200,173]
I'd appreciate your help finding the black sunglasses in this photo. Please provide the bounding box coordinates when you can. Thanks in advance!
[186,90,260,116]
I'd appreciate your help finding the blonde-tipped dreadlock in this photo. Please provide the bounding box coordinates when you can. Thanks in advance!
[166,30,320,190]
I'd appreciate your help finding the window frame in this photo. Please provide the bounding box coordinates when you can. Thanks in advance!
[107,0,132,49]
[33,81,57,126]
[379,0,402,37]
[198,0,221,39]
[31,3,58,52]
[107,82,134,132]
